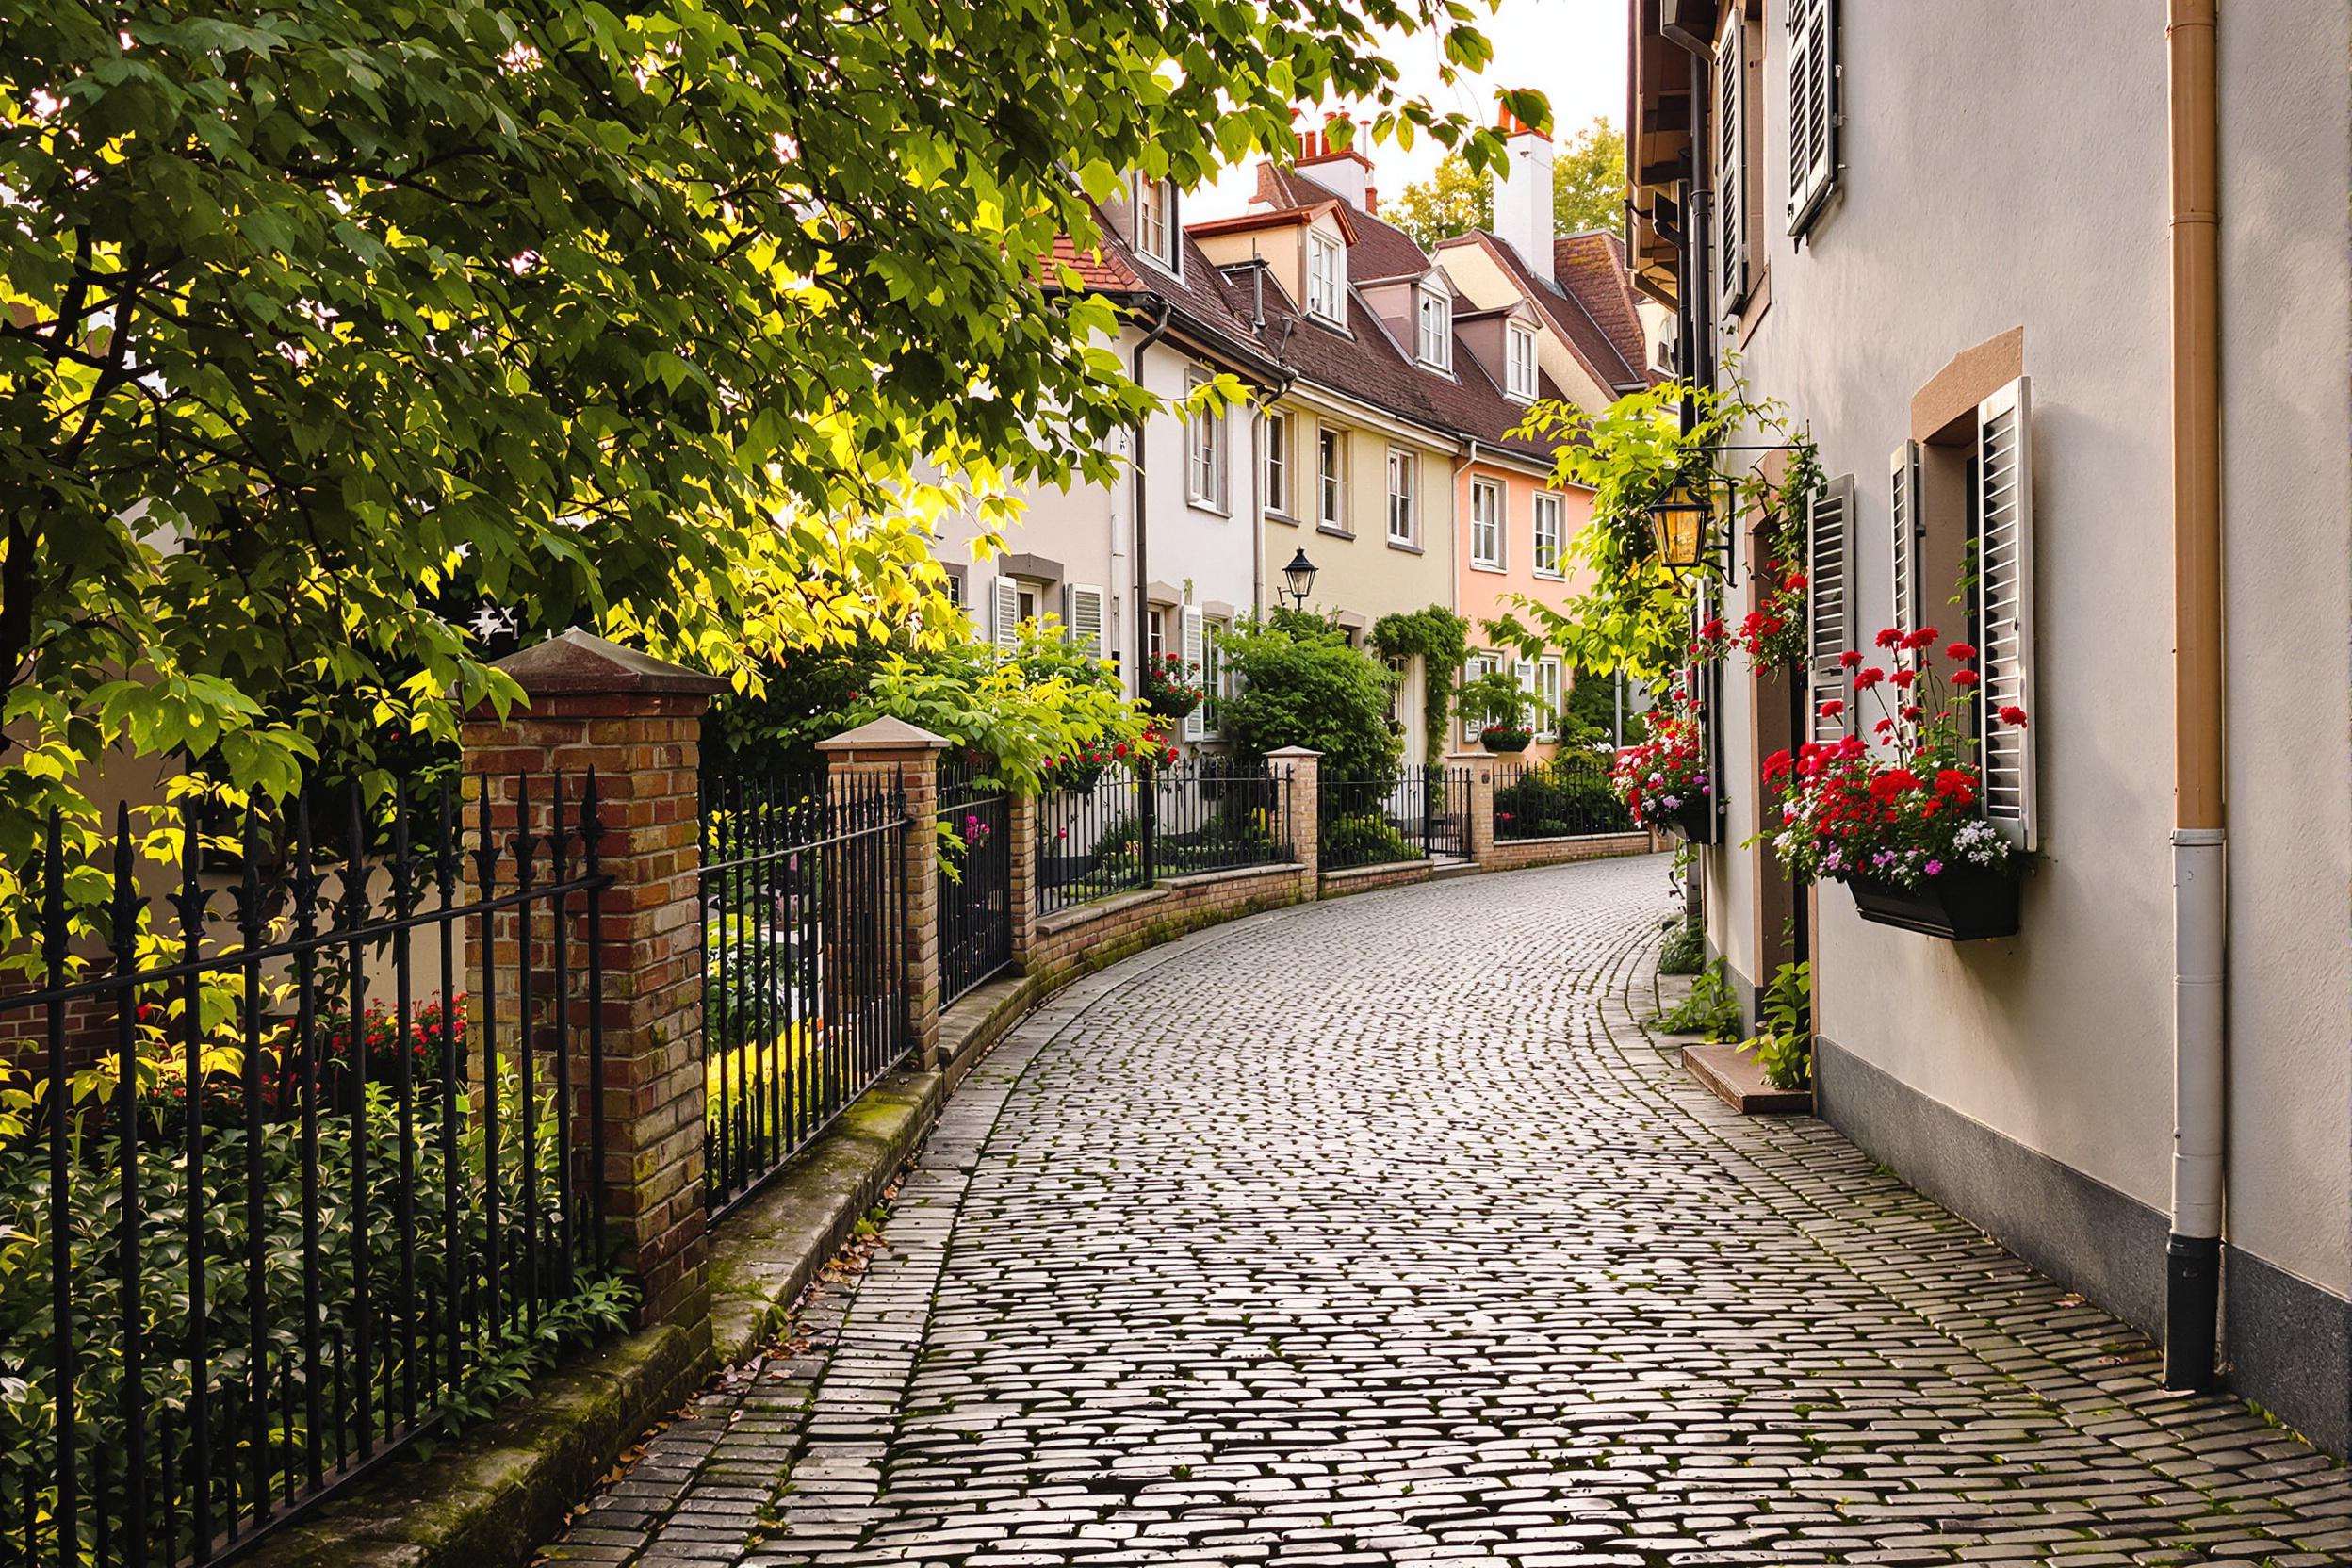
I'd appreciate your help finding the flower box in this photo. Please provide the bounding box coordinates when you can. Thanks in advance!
[1479,727,1533,754]
[1848,867,2020,941]
[1662,795,1716,844]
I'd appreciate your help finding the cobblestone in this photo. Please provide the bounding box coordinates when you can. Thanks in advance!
[540,856,2352,1566]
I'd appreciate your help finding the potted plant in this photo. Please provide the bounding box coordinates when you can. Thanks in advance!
[1760,627,2031,939]
[1140,652,1206,723]
[1610,683,1716,842]
[1459,669,1535,754]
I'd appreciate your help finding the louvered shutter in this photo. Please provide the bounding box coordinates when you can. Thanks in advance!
[1461,655,1491,743]
[1181,605,1207,742]
[1716,8,1749,309]
[1787,0,1838,235]
[1806,475,1854,744]
[1975,378,2037,847]
[1889,440,1922,651]
[991,578,1021,647]
[1063,583,1108,658]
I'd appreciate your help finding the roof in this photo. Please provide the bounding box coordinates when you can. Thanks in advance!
[1187,203,1361,245]
[1046,204,1282,378]
[1554,231,1651,386]
[1436,229,1647,395]
[1253,162,1434,285]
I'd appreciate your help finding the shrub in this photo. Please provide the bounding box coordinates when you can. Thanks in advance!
[1740,960,1813,1090]
[1494,760,1633,839]
[1657,918,1706,975]
[1217,613,1402,785]
[1654,959,1741,1041]
[1321,811,1417,868]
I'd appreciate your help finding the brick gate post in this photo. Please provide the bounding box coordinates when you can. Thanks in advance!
[1464,754,1497,864]
[461,629,724,1339]
[1266,746,1321,891]
[816,718,948,1069]
[1007,790,1040,970]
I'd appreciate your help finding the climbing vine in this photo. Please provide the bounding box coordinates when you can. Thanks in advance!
[1370,606,1470,767]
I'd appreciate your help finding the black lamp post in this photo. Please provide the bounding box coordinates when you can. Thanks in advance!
[1280,548,1318,611]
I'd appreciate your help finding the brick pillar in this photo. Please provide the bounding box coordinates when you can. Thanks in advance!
[1266,746,1320,888]
[816,718,947,1068]
[1463,755,1497,863]
[460,629,725,1339]
[1007,789,1040,971]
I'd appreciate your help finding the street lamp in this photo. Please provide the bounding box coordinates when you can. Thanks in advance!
[1280,548,1318,611]
[1646,482,1718,574]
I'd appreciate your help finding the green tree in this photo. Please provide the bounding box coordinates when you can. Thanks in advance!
[1387,116,1625,250]
[1217,612,1402,784]
[0,0,1542,951]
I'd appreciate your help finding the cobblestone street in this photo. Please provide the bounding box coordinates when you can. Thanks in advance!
[546,856,2352,1566]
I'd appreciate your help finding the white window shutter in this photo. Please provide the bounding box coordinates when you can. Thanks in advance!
[991,577,1021,647]
[1889,439,1921,648]
[1181,605,1207,741]
[1806,474,1854,744]
[1787,0,1838,235]
[1064,583,1108,658]
[1461,654,1489,743]
[1976,377,2037,848]
[1716,8,1748,309]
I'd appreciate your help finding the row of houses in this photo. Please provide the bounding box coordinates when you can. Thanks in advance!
[935,117,1663,764]
[1625,1,2352,1450]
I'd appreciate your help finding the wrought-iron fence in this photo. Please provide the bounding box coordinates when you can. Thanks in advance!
[1492,752,1636,840]
[0,776,615,1568]
[699,767,907,1216]
[1319,765,1469,870]
[1147,760,1293,876]
[935,757,1012,1006]
[1036,767,1148,913]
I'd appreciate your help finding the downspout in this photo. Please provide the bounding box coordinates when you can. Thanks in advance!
[1254,358,1298,617]
[1129,298,1175,691]
[2164,0,2226,1394]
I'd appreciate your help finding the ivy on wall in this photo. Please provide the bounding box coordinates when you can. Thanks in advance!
[1370,606,1471,766]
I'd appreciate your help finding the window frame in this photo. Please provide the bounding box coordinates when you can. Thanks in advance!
[1469,477,1505,570]
[1184,373,1226,513]
[1531,491,1564,579]
[1385,449,1418,547]
[1316,426,1348,533]
[1787,0,1840,237]
[1133,172,1178,271]
[1306,230,1347,324]
[1535,657,1563,742]
[1505,322,1540,402]
[1416,286,1452,370]
[1264,411,1291,517]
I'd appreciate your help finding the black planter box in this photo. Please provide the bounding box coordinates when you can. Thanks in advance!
[1659,795,1717,844]
[1848,867,2021,940]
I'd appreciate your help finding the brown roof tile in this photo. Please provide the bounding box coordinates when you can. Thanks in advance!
[1554,231,1652,387]
[1254,162,1432,284]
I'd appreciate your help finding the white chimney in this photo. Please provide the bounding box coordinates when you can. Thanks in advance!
[1296,114,1375,213]
[1494,109,1554,285]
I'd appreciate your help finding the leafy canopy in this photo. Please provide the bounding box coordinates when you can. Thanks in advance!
[0,0,1544,944]
[1217,611,1401,784]
[1387,117,1625,251]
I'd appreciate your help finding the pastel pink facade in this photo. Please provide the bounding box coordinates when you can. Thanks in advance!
[1452,459,1597,760]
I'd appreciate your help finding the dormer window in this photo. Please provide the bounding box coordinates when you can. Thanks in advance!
[1415,286,1452,370]
[1506,322,1539,401]
[1133,174,1177,271]
[1306,231,1346,324]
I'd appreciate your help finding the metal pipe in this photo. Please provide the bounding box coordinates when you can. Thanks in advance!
[1129,298,1175,691]
[2164,0,2226,1394]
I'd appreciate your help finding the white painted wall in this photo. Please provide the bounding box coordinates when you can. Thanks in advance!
[1714,0,2351,1295]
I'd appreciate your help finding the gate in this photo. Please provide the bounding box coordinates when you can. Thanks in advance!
[935,755,1012,1005]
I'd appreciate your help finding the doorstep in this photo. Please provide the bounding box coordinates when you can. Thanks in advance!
[1681,1040,1814,1116]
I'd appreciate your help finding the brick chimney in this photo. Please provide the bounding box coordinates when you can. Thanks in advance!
[1295,111,1375,214]
[1494,103,1554,285]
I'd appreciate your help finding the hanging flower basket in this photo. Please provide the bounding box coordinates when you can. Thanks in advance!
[1850,865,2021,940]
[1662,794,1716,843]
[1141,653,1206,721]
[1611,679,1713,841]
[1479,725,1534,754]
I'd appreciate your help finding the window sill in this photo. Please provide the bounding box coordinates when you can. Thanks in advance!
[1316,523,1355,540]
[1470,561,1507,575]
[1531,568,1565,582]
[1386,538,1424,555]
[1187,498,1232,518]
[1265,509,1300,527]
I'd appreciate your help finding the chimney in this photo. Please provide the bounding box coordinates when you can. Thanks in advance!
[1494,103,1554,285]
[1295,111,1375,213]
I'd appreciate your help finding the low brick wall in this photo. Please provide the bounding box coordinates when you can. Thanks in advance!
[1317,858,1437,898]
[1482,830,1659,873]
[1024,862,1314,985]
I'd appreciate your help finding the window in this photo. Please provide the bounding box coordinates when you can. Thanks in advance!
[991,578,1021,647]
[1307,231,1346,323]
[1134,173,1177,270]
[1147,606,1167,662]
[1889,439,1922,647]
[1460,652,1497,742]
[1974,378,2038,845]
[1535,659,1563,742]
[1506,323,1539,401]
[1469,479,1504,569]
[1532,492,1564,578]
[1416,286,1451,369]
[1264,413,1291,515]
[1805,475,1854,743]
[1186,377,1226,510]
[1317,427,1347,531]
[1386,449,1417,546]
[1787,0,1838,236]
[943,569,965,611]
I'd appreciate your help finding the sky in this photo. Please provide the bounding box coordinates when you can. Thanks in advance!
[1193,0,1626,220]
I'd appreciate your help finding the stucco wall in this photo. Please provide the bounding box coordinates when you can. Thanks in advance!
[1722,0,2351,1301]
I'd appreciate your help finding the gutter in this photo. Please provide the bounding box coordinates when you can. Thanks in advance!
[2164,0,2226,1394]
[1129,298,1176,694]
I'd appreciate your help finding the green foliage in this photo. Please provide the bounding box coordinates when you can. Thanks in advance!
[1565,666,1641,747]
[1321,811,1417,868]
[1658,917,1706,976]
[1218,613,1402,784]
[1,0,1534,962]
[1493,758,1631,839]
[1654,959,1741,1041]
[1387,117,1625,250]
[1457,669,1531,735]
[1740,959,1814,1091]
[849,622,1146,795]
[707,643,894,778]
[1370,607,1470,765]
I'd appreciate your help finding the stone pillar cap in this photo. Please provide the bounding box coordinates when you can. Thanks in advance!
[1263,745,1323,760]
[817,716,952,752]
[490,628,728,696]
